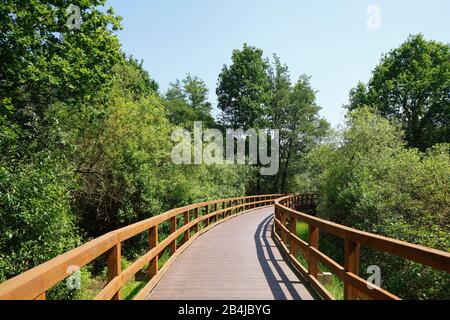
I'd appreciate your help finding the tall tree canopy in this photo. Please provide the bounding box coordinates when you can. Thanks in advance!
[165,74,215,127]
[347,34,450,150]
[216,43,271,129]
[268,56,329,192]
[0,0,122,144]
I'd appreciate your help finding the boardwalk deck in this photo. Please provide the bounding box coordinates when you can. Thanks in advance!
[147,206,315,300]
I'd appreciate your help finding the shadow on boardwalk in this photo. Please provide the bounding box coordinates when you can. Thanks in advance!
[147,207,314,300]
[254,214,303,300]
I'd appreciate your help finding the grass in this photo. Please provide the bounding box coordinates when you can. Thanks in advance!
[122,279,147,300]
[296,221,309,242]
[121,249,173,300]
[295,221,344,300]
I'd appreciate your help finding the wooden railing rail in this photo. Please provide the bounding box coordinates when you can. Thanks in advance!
[0,194,282,300]
[273,194,450,300]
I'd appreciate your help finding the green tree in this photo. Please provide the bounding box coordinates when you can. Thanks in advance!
[308,107,450,299]
[216,43,271,129]
[0,0,122,152]
[165,74,215,127]
[0,1,122,297]
[347,34,450,150]
[268,56,329,192]
[62,59,173,239]
[0,154,81,296]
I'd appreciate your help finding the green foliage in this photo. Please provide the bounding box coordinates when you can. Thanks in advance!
[0,0,122,127]
[269,65,330,193]
[165,74,215,128]
[0,155,80,283]
[347,34,450,150]
[306,107,450,299]
[1,4,448,302]
[217,43,272,129]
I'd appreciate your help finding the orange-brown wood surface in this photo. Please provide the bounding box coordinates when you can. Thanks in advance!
[147,206,315,300]
[0,193,449,300]
[274,195,450,300]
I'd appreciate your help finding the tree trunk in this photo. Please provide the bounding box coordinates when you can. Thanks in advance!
[280,138,293,193]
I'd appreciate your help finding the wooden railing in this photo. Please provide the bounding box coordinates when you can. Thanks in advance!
[273,194,450,300]
[0,194,282,300]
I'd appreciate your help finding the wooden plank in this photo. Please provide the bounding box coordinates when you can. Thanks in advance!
[344,239,360,300]
[183,211,190,244]
[276,216,399,300]
[0,232,118,300]
[136,205,276,300]
[34,292,46,300]
[170,217,176,255]
[147,207,315,300]
[275,199,450,273]
[289,214,297,257]
[308,225,319,278]
[148,226,158,279]
[107,243,122,300]
[0,195,283,300]
[205,205,210,227]
[194,208,199,233]
[273,231,334,300]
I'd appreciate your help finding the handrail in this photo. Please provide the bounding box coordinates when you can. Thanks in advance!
[0,194,282,300]
[273,194,450,300]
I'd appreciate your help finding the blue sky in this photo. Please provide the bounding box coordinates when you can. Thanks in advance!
[105,0,449,127]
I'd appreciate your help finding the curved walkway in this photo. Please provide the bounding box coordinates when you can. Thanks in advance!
[146,206,315,300]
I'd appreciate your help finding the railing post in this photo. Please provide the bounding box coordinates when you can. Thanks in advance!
[289,213,297,257]
[276,205,282,236]
[107,242,122,300]
[194,207,199,233]
[344,239,360,300]
[214,202,219,221]
[281,209,287,243]
[148,225,158,279]
[170,216,176,255]
[183,211,190,243]
[308,225,319,278]
[205,205,210,227]
[274,205,278,235]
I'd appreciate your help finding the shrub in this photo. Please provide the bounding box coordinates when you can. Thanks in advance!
[306,108,450,299]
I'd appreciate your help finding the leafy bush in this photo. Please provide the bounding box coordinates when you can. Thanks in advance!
[304,108,450,299]
[0,156,80,284]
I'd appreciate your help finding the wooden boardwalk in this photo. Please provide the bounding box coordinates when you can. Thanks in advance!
[1,194,448,300]
[147,206,315,300]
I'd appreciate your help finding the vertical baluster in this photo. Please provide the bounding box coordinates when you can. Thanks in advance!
[289,213,297,258]
[170,216,176,255]
[308,225,319,278]
[148,225,158,279]
[194,207,199,233]
[281,209,287,243]
[274,205,278,235]
[344,239,360,300]
[107,242,122,300]
[215,203,219,220]
[183,211,190,243]
[205,205,210,227]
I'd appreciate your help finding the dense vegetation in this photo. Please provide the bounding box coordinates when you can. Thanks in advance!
[0,2,448,299]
